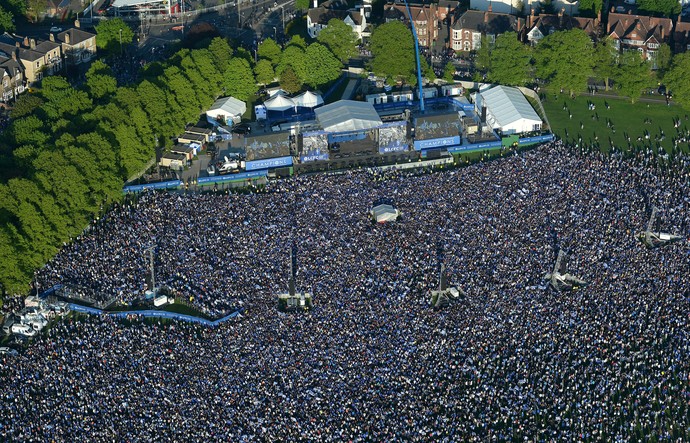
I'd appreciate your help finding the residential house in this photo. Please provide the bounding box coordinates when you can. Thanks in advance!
[0,33,63,99]
[450,9,519,52]
[523,10,600,45]
[307,0,368,39]
[384,1,440,48]
[607,11,673,63]
[53,26,97,66]
[470,0,579,16]
[0,55,25,102]
[673,16,690,53]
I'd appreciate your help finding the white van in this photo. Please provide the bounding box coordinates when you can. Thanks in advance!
[11,323,37,337]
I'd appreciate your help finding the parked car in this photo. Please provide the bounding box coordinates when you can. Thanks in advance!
[232,123,252,135]
[50,26,62,33]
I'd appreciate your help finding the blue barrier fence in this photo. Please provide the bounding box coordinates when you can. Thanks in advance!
[197,170,267,185]
[518,134,555,145]
[123,180,182,193]
[68,303,244,326]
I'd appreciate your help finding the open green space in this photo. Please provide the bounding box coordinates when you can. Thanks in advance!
[543,93,687,153]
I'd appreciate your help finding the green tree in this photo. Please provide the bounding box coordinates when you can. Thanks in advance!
[637,0,680,15]
[287,35,308,49]
[304,43,342,88]
[208,37,233,71]
[10,94,44,119]
[295,0,309,9]
[223,57,257,101]
[276,45,307,80]
[534,29,594,95]
[0,5,14,33]
[317,18,358,63]
[443,61,455,83]
[9,115,49,147]
[578,0,603,16]
[40,77,93,121]
[85,60,118,100]
[475,35,492,76]
[615,51,653,103]
[664,52,690,109]
[254,59,275,85]
[488,32,531,86]
[592,37,617,90]
[369,21,416,86]
[95,18,134,53]
[655,43,672,78]
[280,65,302,93]
[258,38,282,67]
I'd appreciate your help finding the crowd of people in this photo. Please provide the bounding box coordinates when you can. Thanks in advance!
[2,140,689,441]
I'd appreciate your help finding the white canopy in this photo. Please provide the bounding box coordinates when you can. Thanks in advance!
[474,85,541,134]
[264,93,295,111]
[293,91,324,109]
[371,204,399,223]
[315,100,382,133]
[207,96,246,118]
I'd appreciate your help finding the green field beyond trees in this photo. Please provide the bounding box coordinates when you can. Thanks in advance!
[543,93,688,153]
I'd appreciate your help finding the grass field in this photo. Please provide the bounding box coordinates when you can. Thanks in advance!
[542,93,688,153]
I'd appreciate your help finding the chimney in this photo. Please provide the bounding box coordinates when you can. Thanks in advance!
[74,18,81,28]
[29,38,35,49]
[11,50,16,60]
[628,9,631,14]
[484,11,489,23]
[661,25,665,40]
[610,6,615,13]
[517,17,523,32]
[23,36,29,47]
[65,33,70,44]
[597,10,602,24]
[313,0,317,7]
[49,33,55,42]
[488,1,492,12]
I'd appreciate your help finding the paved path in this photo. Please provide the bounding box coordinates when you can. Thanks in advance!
[340,78,359,100]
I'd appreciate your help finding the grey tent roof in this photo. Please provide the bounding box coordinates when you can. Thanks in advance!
[208,96,246,116]
[315,100,382,132]
[479,85,541,129]
[371,204,399,223]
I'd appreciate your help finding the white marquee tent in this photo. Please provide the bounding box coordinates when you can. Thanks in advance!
[264,93,295,112]
[293,91,324,109]
[315,100,382,133]
[472,85,542,135]
[206,96,246,124]
[371,204,400,223]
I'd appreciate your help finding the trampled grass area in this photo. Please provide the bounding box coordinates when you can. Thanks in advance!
[542,92,688,153]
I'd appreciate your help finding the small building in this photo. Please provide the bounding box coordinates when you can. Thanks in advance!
[170,145,195,161]
[159,152,187,170]
[441,84,464,97]
[315,100,382,132]
[206,96,247,125]
[185,126,213,143]
[177,132,206,145]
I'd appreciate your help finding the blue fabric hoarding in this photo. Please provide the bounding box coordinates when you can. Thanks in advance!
[379,144,408,154]
[245,156,293,171]
[68,303,244,326]
[197,170,267,185]
[123,180,181,193]
[518,134,555,145]
[300,152,329,162]
[447,140,503,154]
[414,136,461,151]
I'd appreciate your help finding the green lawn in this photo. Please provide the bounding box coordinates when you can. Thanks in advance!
[543,93,687,153]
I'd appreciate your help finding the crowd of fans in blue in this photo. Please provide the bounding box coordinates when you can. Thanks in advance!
[1,140,689,442]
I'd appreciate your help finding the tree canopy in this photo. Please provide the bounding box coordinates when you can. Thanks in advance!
[369,21,417,86]
[534,29,594,95]
[317,18,359,63]
[637,0,680,16]
[487,32,532,87]
[665,52,690,110]
[95,18,135,53]
[615,51,653,103]
[304,43,342,88]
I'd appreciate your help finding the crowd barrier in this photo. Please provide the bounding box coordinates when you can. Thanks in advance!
[68,303,244,326]
[123,180,182,193]
[197,170,267,185]
[518,134,555,146]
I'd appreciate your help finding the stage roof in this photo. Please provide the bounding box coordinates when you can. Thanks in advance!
[315,100,382,132]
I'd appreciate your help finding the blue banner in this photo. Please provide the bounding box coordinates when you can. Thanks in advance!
[68,303,244,326]
[379,144,408,154]
[414,135,461,151]
[447,140,503,154]
[518,134,554,145]
[197,170,267,185]
[123,180,182,193]
[300,153,329,162]
[245,156,293,171]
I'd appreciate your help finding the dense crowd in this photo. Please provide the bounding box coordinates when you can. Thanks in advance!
[2,140,690,441]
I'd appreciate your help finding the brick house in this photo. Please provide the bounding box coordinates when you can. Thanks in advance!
[384,1,440,48]
[450,9,519,52]
[523,10,600,45]
[607,11,673,63]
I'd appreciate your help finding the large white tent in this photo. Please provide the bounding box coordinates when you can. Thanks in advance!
[315,100,382,133]
[371,204,400,223]
[206,96,246,124]
[264,93,295,111]
[473,85,542,135]
[293,91,324,109]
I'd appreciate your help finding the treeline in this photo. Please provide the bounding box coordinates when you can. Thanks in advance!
[473,29,690,106]
[0,35,344,296]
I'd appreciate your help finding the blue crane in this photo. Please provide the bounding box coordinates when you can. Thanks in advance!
[402,0,425,113]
